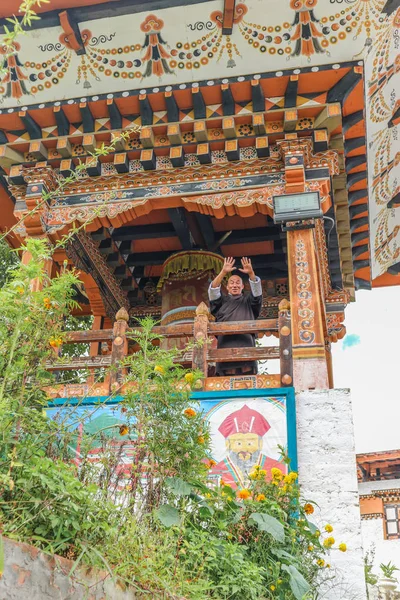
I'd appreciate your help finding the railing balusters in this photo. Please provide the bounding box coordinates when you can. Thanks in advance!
[192,302,210,377]
[48,302,294,387]
[110,307,129,393]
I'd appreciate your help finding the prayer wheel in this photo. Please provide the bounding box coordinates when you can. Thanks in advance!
[158,251,224,351]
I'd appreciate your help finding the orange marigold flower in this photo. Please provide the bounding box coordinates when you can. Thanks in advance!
[256,494,266,502]
[43,297,51,309]
[304,503,314,515]
[184,407,196,418]
[49,338,61,349]
[207,459,217,468]
[197,435,205,444]
[119,425,129,436]
[237,489,251,500]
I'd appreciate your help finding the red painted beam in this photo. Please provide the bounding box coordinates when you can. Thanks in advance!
[222,0,236,35]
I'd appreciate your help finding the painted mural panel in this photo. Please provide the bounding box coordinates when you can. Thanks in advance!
[47,390,296,490]
[0,0,389,108]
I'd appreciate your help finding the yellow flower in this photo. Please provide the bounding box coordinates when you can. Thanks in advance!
[325,524,333,533]
[270,585,276,591]
[317,559,325,568]
[304,503,314,515]
[249,471,258,480]
[277,579,282,585]
[184,372,194,384]
[237,489,251,500]
[119,425,129,436]
[271,467,283,480]
[308,545,314,552]
[259,469,267,477]
[184,408,196,418]
[326,564,331,568]
[284,471,298,484]
[207,459,217,468]
[314,530,321,538]
[339,543,347,552]
[154,365,165,375]
[197,435,205,444]
[256,494,266,502]
[323,536,335,548]
[16,287,24,295]
[43,297,51,309]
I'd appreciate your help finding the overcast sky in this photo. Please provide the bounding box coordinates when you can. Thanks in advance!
[332,286,400,453]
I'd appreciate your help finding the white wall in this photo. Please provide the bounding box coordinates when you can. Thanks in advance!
[296,389,367,600]
[361,516,400,590]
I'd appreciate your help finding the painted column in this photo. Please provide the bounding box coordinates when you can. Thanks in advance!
[287,228,329,390]
[158,251,224,350]
[16,166,57,291]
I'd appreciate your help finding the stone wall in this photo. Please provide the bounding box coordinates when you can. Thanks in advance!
[296,389,367,600]
[0,538,136,600]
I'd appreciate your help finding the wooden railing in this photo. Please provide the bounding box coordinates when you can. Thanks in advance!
[47,300,293,388]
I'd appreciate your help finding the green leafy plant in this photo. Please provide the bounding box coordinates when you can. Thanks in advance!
[0,238,348,599]
[380,561,399,580]
[364,550,378,589]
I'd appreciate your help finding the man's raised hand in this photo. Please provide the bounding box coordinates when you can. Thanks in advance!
[221,257,236,275]
[239,257,256,280]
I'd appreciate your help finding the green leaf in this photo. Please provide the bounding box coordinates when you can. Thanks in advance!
[165,477,192,496]
[281,564,310,600]
[155,505,180,528]
[306,520,318,535]
[271,548,297,562]
[248,512,285,543]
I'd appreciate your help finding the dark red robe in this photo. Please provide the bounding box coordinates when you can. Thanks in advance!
[210,291,262,376]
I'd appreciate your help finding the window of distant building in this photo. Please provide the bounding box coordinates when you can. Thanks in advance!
[385,504,400,539]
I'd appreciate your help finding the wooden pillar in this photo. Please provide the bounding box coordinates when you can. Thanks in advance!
[21,242,53,292]
[192,302,209,377]
[325,339,334,389]
[287,228,329,390]
[278,299,293,387]
[109,307,129,393]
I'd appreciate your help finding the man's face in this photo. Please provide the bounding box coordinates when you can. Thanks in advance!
[226,432,261,462]
[227,275,244,296]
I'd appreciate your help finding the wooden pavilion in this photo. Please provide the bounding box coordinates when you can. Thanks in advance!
[0,0,399,395]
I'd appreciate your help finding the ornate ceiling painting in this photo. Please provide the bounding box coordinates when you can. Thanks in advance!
[0,0,399,280]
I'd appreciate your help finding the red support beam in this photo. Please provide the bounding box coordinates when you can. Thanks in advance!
[222,0,236,35]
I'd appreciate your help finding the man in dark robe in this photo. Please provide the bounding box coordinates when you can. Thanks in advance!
[208,257,262,376]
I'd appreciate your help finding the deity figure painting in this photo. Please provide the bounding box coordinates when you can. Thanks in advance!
[205,399,286,489]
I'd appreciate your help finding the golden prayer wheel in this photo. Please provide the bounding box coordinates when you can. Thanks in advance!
[158,251,224,351]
